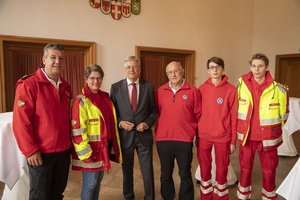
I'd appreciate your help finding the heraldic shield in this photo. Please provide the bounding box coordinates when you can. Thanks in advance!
[131,0,141,15]
[89,0,101,8]
[111,1,122,20]
[122,0,131,18]
[101,0,111,14]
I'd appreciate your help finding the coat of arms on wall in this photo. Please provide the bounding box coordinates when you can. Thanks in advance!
[89,0,141,20]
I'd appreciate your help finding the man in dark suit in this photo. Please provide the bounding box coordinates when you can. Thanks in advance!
[110,56,158,200]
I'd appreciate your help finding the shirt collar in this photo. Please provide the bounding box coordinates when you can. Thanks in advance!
[169,79,185,91]
[127,78,139,86]
[41,68,62,89]
[169,79,185,92]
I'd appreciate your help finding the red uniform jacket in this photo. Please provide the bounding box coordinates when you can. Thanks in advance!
[13,68,72,157]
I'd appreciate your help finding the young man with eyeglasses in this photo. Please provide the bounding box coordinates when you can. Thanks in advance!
[236,53,288,200]
[197,57,237,200]
[155,61,201,200]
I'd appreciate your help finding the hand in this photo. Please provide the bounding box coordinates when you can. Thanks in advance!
[230,144,236,154]
[27,151,43,167]
[120,121,134,132]
[136,122,149,132]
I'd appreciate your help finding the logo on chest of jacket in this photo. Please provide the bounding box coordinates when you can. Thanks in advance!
[239,98,247,105]
[269,103,280,110]
[182,95,188,100]
[217,97,223,104]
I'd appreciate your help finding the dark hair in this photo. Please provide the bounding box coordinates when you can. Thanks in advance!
[43,43,65,57]
[249,53,269,66]
[207,57,225,69]
[84,64,104,79]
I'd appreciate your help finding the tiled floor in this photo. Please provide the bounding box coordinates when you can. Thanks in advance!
[1,131,300,199]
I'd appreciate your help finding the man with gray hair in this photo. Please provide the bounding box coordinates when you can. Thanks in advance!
[155,61,201,200]
[13,43,72,199]
[110,56,158,200]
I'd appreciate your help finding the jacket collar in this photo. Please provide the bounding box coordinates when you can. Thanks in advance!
[35,67,70,96]
[205,75,228,87]
[242,71,274,87]
[162,81,191,91]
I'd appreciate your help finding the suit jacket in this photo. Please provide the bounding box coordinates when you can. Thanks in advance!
[110,79,158,148]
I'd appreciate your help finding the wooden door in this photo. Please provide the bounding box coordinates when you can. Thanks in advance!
[0,35,96,112]
[275,54,300,98]
[136,46,195,90]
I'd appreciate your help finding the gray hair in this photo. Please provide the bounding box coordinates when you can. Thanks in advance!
[166,61,183,69]
[124,56,141,67]
[43,43,65,57]
[84,64,104,79]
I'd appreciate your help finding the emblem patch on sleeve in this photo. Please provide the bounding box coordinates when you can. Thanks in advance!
[17,100,25,108]
[71,120,77,126]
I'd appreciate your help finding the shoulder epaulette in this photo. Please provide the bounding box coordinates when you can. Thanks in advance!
[20,73,34,80]
[75,94,85,99]
[73,94,86,106]
[276,83,288,93]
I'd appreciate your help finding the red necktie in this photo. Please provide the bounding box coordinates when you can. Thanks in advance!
[131,83,137,113]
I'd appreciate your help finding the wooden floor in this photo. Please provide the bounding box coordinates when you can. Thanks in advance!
[1,132,300,199]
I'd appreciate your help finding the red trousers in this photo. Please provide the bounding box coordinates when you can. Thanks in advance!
[237,140,278,200]
[197,138,230,200]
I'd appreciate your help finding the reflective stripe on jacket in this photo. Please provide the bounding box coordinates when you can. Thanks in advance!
[71,93,122,172]
[237,76,288,150]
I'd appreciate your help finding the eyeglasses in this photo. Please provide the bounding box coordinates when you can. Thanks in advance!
[125,65,140,70]
[88,77,103,82]
[166,69,182,76]
[208,65,223,70]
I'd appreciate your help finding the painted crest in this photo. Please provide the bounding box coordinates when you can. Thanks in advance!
[111,1,122,20]
[131,0,141,15]
[122,0,131,18]
[100,0,111,15]
[89,0,101,8]
[87,0,141,20]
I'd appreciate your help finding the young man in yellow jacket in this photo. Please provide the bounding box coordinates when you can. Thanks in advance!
[236,53,289,200]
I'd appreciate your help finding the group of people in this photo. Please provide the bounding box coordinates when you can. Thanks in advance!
[11,43,288,200]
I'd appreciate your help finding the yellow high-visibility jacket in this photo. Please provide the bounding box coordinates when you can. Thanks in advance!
[71,87,122,171]
[237,72,289,150]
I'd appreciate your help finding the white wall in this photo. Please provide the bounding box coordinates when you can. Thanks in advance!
[252,0,300,76]
[2,0,297,92]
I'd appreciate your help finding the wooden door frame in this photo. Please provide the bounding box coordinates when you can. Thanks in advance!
[0,35,96,112]
[135,46,195,85]
[275,53,300,82]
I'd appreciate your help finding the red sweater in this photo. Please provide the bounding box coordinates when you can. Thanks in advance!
[155,82,201,142]
[197,75,237,144]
